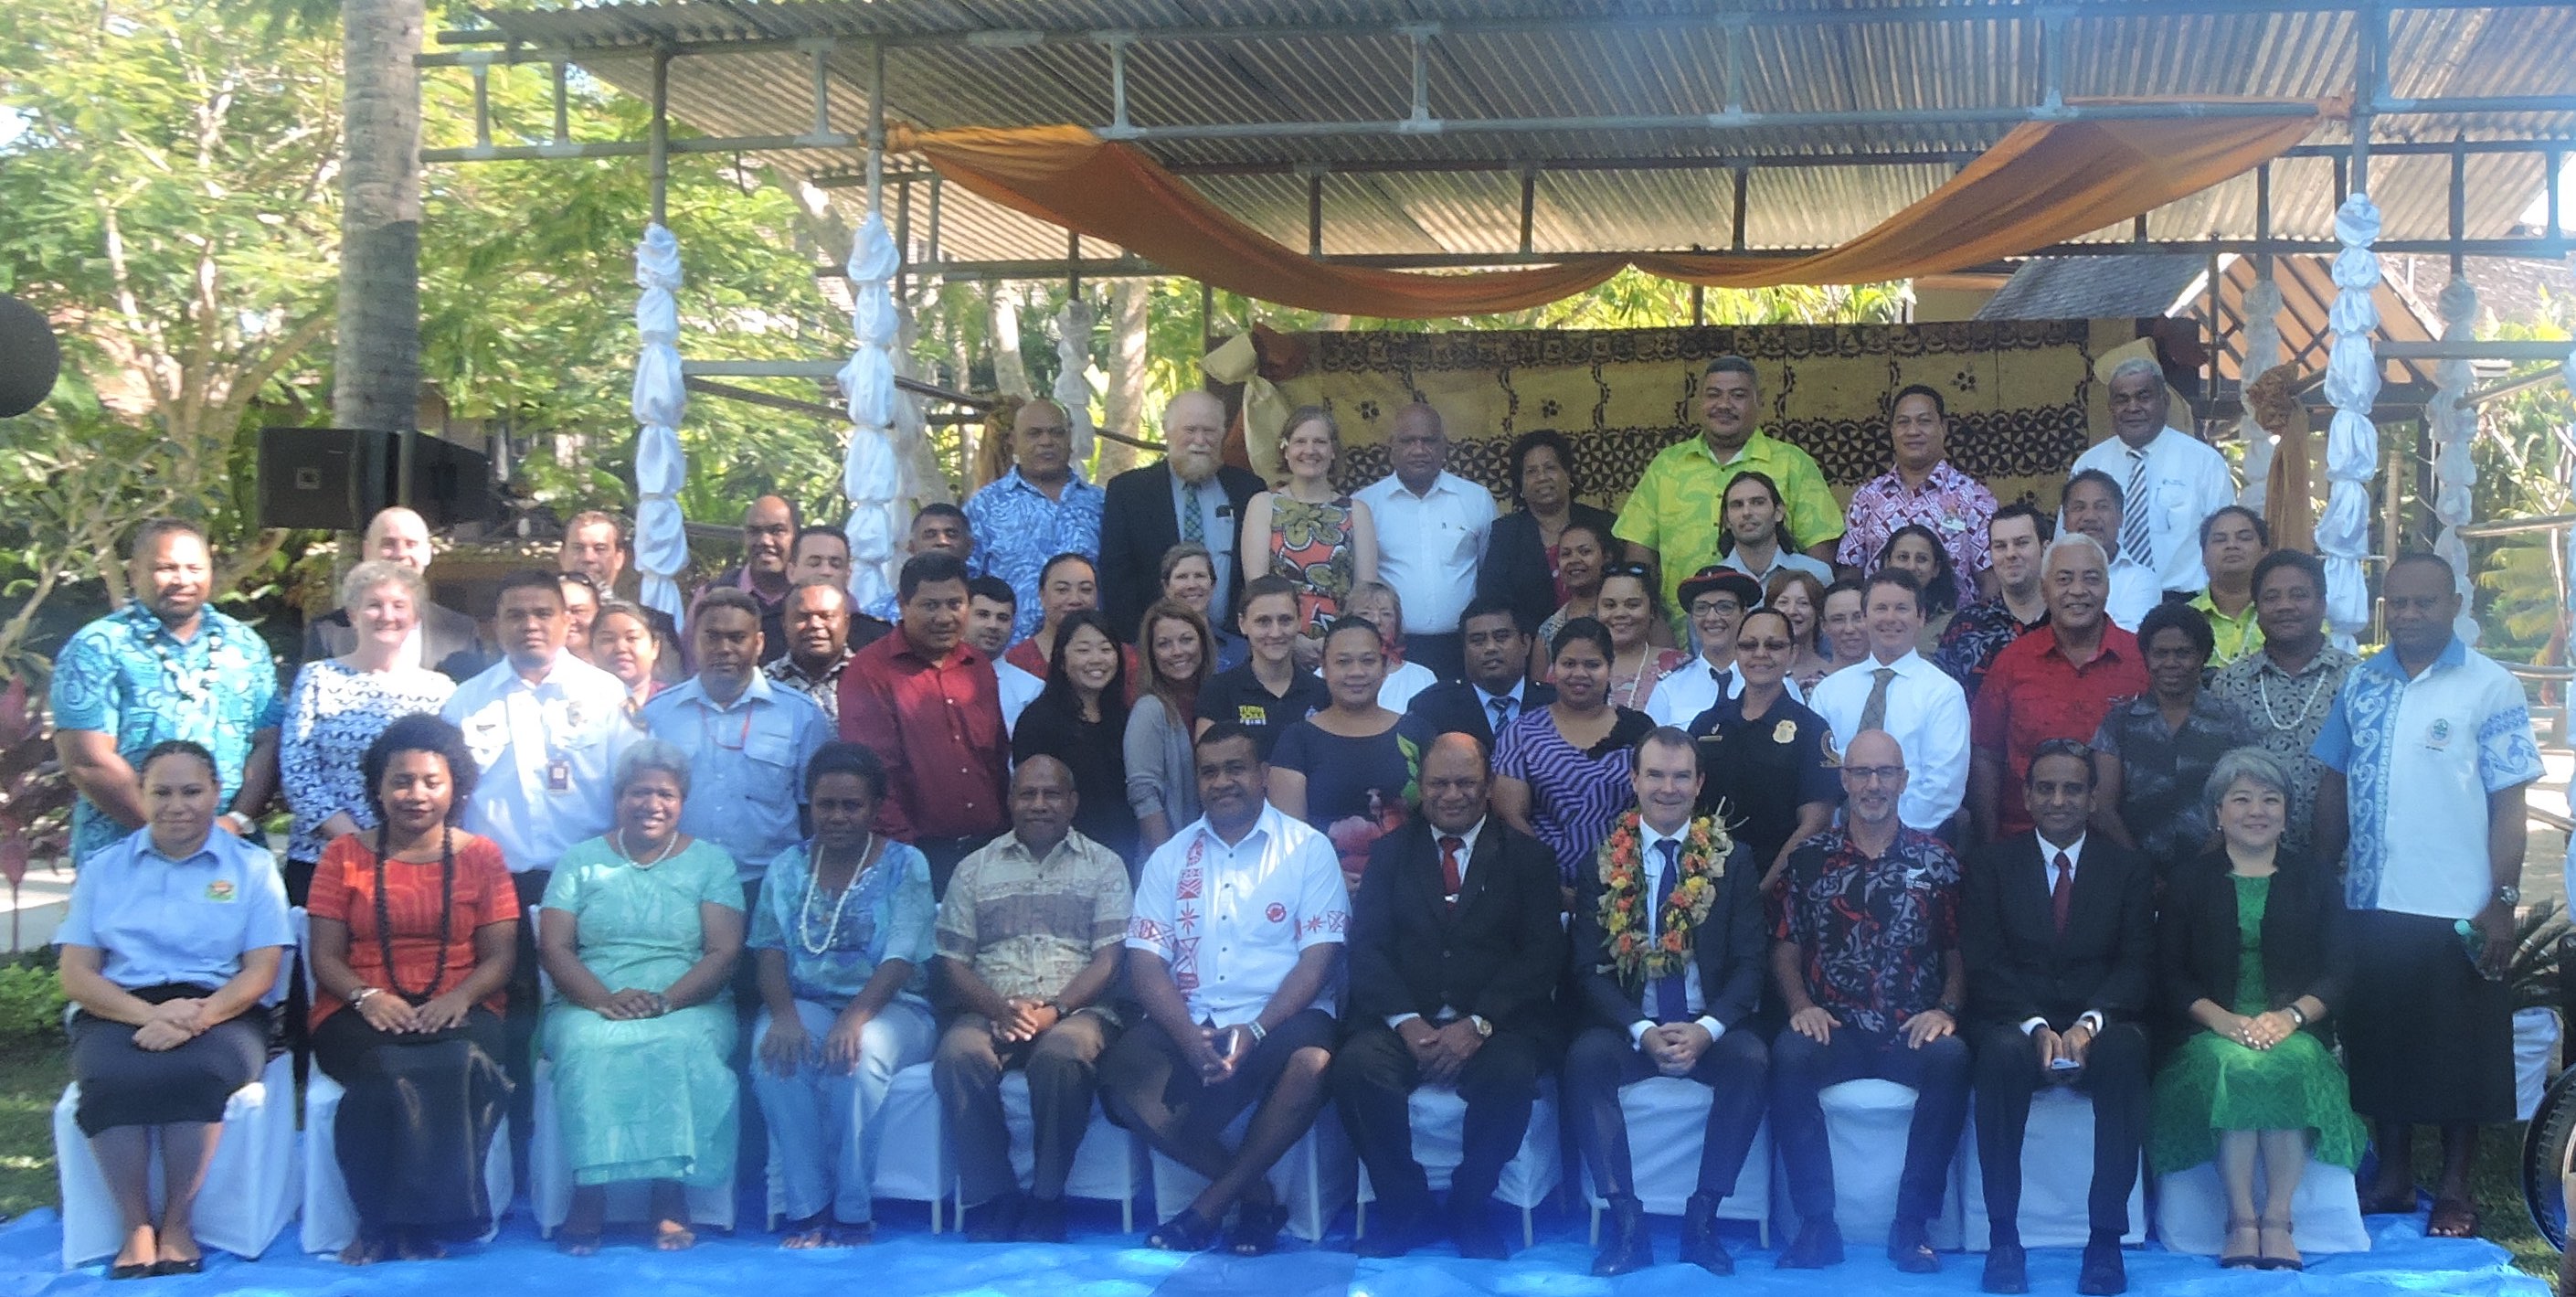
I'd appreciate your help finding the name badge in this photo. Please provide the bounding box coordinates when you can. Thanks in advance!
[2425,718,2454,750]
[204,879,237,902]
[547,760,572,792]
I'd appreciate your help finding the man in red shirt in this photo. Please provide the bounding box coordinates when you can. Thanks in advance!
[1967,534,2147,845]
[838,551,1010,896]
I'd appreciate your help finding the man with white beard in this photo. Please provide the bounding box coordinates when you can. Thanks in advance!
[1099,390,1267,645]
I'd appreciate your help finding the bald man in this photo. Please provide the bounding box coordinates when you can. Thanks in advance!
[300,505,492,679]
[1354,403,1496,680]
[1100,390,1267,644]
[963,399,1107,644]
[702,494,800,663]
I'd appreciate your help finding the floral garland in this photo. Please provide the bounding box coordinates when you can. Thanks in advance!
[1595,809,1732,981]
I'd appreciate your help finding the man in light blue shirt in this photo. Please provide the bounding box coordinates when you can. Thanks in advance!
[441,570,636,881]
[640,587,830,885]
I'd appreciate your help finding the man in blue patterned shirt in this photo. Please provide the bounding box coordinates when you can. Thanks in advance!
[51,518,282,863]
[1769,728,1968,1274]
[961,399,1105,644]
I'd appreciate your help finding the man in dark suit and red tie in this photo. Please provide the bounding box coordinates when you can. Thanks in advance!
[1961,737,2156,1297]
[1563,727,1769,1278]
[1330,732,1566,1260]
[1098,391,1266,644]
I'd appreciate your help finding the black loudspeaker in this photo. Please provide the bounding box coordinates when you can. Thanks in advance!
[0,292,62,419]
[256,428,498,531]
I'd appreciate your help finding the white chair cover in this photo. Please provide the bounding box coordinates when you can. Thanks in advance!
[1150,1101,1355,1241]
[1956,1086,2145,1250]
[2155,1156,2373,1255]
[1768,1078,1968,1249]
[299,1071,514,1255]
[528,1057,736,1235]
[55,1051,301,1268]
[949,1068,1149,1234]
[1579,1075,1773,1248]
[847,1060,947,1231]
[1355,1079,1564,1249]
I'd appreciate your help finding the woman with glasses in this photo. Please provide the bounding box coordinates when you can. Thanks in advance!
[1684,609,1841,891]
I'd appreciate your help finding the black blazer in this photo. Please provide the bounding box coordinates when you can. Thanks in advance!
[1477,502,1619,635]
[2157,849,2348,1028]
[300,601,492,682]
[1347,817,1568,1042]
[1961,832,2156,1031]
[1568,831,1767,1035]
[1099,461,1267,643]
[1405,680,1558,749]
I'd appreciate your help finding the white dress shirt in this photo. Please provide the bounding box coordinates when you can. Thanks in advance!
[996,660,1044,734]
[1127,801,1351,1025]
[2023,831,2104,1037]
[441,654,636,874]
[1645,656,1805,728]
[2106,555,2161,632]
[1627,818,1727,1047]
[1387,815,1487,1030]
[1378,659,1437,714]
[1354,470,1497,634]
[2068,428,2236,594]
[1806,649,1971,831]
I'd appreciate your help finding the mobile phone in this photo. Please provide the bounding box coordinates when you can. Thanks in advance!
[2048,1056,2083,1073]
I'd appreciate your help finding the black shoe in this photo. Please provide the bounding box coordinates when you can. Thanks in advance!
[1591,1196,1652,1277]
[1017,1196,1066,1244]
[1447,1195,1510,1261]
[1981,1240,2030,1294]
[1887,1217,1941,1274]
[1678,1193,1734,1276]
[1354,1197,1432,1259]
[2076,1240,2128,1296]
[967,1192,1023,1244]
[149,1259,203,1277]
[1777,1219,1844,1270]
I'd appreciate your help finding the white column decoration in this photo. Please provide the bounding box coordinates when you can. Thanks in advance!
[840,213,910,613]
[2235,275,2285,511]
[2431,277,2482,643]
[2317,193,2382,642]
[631,223,689,630]
[1053,298,1098,464]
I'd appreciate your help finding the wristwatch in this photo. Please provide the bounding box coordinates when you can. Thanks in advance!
[220,811,254,835]
[1468,1015,1494,1038]
[1936,1000,1962,1019]
[2496,884,2522,906]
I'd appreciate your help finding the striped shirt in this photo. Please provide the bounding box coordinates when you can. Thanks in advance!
[1492,705,1655,886]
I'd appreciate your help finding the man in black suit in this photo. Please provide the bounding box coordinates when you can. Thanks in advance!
[1404,599,1554,747]
[301,505,492,679]
[1331,732,1566,1260]
[1099,390,1265,643]
[1565,727,1769,1278]
[1961,737,2155,1296]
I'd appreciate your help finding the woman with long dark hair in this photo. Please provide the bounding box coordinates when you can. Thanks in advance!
[1011,610,1140,861]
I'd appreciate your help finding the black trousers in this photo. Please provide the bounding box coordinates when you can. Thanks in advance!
[1329,1025,1544,1211]
[1770,1025,1971,1228]
[1403,632,1466,683]
[1971,1019,2148,1243]
[1564,1024,1767,1202]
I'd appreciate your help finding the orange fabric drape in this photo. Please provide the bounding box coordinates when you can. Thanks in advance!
[889,101,2335,319]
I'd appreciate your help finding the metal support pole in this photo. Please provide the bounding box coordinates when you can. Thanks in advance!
[2254,162,2274,278]
[1517,168,1536,255]
[1068,229,1084,297]
[471,63,493,154]
[550,59,568,146]
[1691,284,1706,326]
[808,39,833,138]
[1306,169,1325,258]
[1405,28,1433,130]
[866,41,886,217]
[896,178,913,301]
[2551,150,2566,242]
[1730,166,1750,251]
[926,174,944,266]
[2451,137,2470,275]
[647,49,670,227]
[2040,13,2066,112]
[1108,39,1131,132]
[1721,16,1745,115]
[2353,0,2383,195]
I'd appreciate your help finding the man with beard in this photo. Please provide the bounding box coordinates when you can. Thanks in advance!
[54,517,283,864]
[1101,390,1267,644]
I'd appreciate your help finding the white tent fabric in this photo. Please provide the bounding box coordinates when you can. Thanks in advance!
[2318,194,2383,641]
[631,223,688,629]
[841,213,909,612]
[2432,277,2481,643]
[2234,275,2285,512]
[1052,299,1097,464]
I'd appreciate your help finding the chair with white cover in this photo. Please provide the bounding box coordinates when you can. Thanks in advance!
[1956,1087,2146,1250]
[1770,1078,1967,1249]
[528,1056,737,1235]
[792,1058,947,1232]
[2154,1156,2371,1256]
[1149,1102,1356,1241]
[949,1070,1149,1234]
[1354,1079,1563,1249]
[54,1050,301,1269]
[1579,1076,1772,1248]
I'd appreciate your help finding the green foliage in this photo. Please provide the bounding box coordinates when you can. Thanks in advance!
[2465,304,2574,666]
[0,950,66,1041]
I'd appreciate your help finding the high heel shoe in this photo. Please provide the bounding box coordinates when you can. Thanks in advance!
[2255,1216,2304,1271]
[2218,1217,2261,1269]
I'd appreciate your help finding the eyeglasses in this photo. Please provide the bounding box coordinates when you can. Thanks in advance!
[1843,765,1907,784]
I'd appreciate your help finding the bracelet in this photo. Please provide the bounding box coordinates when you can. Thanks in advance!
[350,987,380,1008]
[220,811,254,834]
[2284,1004,2309,1027]
[1246,1020,1267,1045]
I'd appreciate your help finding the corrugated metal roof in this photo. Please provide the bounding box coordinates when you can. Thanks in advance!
[450,0,2576,269]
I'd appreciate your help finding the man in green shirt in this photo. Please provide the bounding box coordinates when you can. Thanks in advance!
[1616,355,1844,614]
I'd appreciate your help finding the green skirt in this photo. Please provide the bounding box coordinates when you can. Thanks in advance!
[2147,1027,2369,1175]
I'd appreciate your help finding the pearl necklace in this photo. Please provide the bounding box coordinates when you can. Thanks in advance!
[797,835,875,957]
[617,829,680,868]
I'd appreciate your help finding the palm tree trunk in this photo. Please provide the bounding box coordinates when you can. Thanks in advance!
[331,0,423,433]
[1100,278,1150,474]
[989,282,1034,399]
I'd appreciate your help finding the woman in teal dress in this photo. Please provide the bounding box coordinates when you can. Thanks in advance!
[539,739,747,1254]
[2149,747,2367,1272]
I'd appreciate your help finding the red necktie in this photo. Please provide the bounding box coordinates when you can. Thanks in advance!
[1439,836,1466,910]
[2051,852,2074,938]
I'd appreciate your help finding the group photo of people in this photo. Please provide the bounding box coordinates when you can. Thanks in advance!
[41,346,2552,1297]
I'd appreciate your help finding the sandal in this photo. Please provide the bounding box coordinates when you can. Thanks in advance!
[653,1220,698,1252]
[1145,1207,1221,1252]
[554,1229,603,1258]
[780,1213,832,1249]
[2255,1217,2303,1271]
[1225,1200,1290,1257]
[2427,1196,2479,1239]
[2219,1217,2260,1269]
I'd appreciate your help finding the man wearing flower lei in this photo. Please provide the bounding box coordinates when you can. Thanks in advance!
[1770,729,1970,1274]
[1564,728,1768,1278]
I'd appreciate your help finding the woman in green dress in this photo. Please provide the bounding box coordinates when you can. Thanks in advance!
[539,739,747,1254]
[2148,747,2366,1272]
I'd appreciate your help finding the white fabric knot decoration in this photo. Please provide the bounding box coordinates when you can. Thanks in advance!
[2235,277,2284,510]
[630,221,689,630]
[840,212,916,612]
[2431,277,2481,643]
[1053,299,1097,463]
[2317,194,2381,641]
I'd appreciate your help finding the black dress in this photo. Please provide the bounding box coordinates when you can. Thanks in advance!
[1012,695,1142,863]
[1686,692,1842,867]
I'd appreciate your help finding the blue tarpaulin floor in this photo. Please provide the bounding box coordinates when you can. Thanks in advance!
[0,1201,2546,1297]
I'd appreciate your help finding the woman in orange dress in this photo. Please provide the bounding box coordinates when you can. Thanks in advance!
[1240,405,1379,663]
